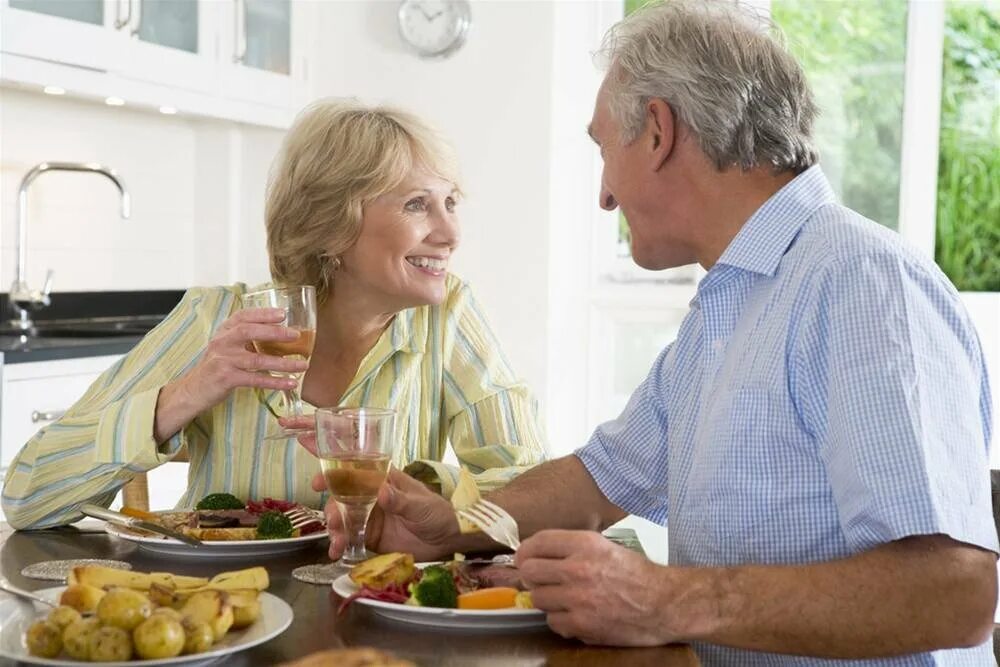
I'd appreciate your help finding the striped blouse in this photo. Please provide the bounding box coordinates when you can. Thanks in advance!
[2,274,547,529]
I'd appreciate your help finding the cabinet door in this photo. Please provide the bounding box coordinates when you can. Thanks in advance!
[0,356,121,477]
[0,0,125,71]
[115,0,220,94]
[220,0,309,111]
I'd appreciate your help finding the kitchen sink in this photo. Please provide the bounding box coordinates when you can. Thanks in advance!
[0,316,161,339]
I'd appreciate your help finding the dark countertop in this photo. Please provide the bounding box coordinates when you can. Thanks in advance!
[0,290,185,364]
[0,334,146,363]
[0,524,701,666]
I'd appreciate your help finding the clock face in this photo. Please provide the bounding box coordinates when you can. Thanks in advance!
[398,0,471,58]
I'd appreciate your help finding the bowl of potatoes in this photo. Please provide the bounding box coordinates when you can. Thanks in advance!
[0,565,291,665]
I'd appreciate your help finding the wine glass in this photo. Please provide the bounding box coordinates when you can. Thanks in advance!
[300,406,396,584]
[241,285,316,438]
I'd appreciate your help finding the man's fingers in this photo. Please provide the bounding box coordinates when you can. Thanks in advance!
[518,557,576,588]
[311,472,326,492]
[517,529,596,563]
[385,468,433,495]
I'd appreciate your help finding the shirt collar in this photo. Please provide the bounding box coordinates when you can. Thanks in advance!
[713,165,836,278]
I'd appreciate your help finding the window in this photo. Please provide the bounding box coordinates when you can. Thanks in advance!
[936,1,1000,292]
[771,0,909,230]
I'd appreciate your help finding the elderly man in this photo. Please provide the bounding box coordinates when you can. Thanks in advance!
[319,1,997,663]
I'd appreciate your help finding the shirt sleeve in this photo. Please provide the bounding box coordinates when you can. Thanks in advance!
[793,251,997,554]
[403,281,547,498]
[575,343,674,525]
[1,287,234,529]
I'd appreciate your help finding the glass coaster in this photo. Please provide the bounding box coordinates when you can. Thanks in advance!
[21,559,133,582]
[292,563,347,586]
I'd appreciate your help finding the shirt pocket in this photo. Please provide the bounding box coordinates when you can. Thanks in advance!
[687,383,784,563]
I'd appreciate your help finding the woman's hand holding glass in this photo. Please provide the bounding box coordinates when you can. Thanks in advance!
[153,308,307,442]
[241,286,317,437]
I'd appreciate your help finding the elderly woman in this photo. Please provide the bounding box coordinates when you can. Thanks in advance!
[2,99,547,530]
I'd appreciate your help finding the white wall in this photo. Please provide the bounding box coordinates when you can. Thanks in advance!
[0,87,283,293]
[307,0,558,410]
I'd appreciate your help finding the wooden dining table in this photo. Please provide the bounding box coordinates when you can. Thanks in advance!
[0,522,700,666]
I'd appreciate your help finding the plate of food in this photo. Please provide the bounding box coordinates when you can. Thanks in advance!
[0,564,291,665]
[332,553,548,631]
[104,495,327,557]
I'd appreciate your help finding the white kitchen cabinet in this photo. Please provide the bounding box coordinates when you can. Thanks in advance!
[113,0,222,95]
[0,354,186,522]
[0,0,311,128]
[219,0,309,111]
[0,355,121,478]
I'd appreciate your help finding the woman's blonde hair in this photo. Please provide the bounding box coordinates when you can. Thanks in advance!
[266,98,461,302]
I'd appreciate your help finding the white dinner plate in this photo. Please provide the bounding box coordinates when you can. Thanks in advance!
[332,570,548,630]
[105,517,327,558]
[0,586,292,666]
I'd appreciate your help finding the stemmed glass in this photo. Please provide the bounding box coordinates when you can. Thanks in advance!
[241,285,316,438]
[299,406,396,584]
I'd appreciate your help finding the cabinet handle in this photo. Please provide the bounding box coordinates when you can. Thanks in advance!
[233,0,247,64]
[31,410,66,424]
[114,0,132,30]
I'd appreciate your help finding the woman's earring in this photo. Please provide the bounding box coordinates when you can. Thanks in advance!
[329,256,342,271]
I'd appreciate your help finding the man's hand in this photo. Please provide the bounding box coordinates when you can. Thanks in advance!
[311,469,461,562]
[517,529,679,646]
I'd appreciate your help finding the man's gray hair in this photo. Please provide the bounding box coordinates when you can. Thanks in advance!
[598,0,819,172]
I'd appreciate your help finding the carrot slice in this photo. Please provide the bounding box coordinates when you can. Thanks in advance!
[121,506,158,522]
[457,587,519,610]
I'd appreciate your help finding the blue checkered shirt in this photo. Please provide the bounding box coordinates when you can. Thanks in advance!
[576,166,996,666]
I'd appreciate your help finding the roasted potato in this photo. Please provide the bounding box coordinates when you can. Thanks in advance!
[181,618,214,655]
[46,604,82,631]
[97,587,153,631]
[60,583,106,614]
[62,617,100,660]
[25,620,62,658]
[181,590,234,640]
[151,606,184,622]
[231,596,261,629]
[133,615,185,659]
[88,625,133,661]
[70,565,208,591]
[349,553,416,590]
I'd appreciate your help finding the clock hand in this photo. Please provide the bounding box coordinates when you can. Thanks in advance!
[427,10,443,20]
[417,4,433,21]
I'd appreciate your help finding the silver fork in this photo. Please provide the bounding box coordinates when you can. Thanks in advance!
[284,506,325,531]
[457,499,520,552]
[0,577,57,610]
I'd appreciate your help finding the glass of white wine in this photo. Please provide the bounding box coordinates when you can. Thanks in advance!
[241,285,316,438]
[315,406,396,576]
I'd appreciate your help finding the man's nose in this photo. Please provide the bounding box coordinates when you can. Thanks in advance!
[599,186,618,211]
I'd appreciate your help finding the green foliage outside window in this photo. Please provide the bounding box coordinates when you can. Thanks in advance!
[936,1,999,292]
[771,0,908,230]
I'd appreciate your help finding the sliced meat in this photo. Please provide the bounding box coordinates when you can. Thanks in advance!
[195,510,260,528]
[460,563,524,590]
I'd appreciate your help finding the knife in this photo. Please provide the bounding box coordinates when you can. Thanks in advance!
[80,504,203,547]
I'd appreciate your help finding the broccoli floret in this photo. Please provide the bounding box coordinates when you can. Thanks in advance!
[195,493,245,511]
[405,566,457,608]
[255,511,294,540]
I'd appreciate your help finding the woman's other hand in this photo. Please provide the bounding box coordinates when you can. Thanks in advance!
[280,416,317,455]
[154,308,308,442]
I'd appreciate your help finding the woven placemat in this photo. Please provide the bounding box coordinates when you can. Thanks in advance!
[21,559,133,582]
[291,563,347,586]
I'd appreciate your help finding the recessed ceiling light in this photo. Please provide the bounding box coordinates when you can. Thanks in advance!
[158,106,178,115]
[43,85,66,95]
[105,96,125,106]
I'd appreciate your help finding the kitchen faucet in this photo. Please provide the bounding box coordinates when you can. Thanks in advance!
[8,162,130,331]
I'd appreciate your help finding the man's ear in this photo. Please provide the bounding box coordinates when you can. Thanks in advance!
[646,99,675,171]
